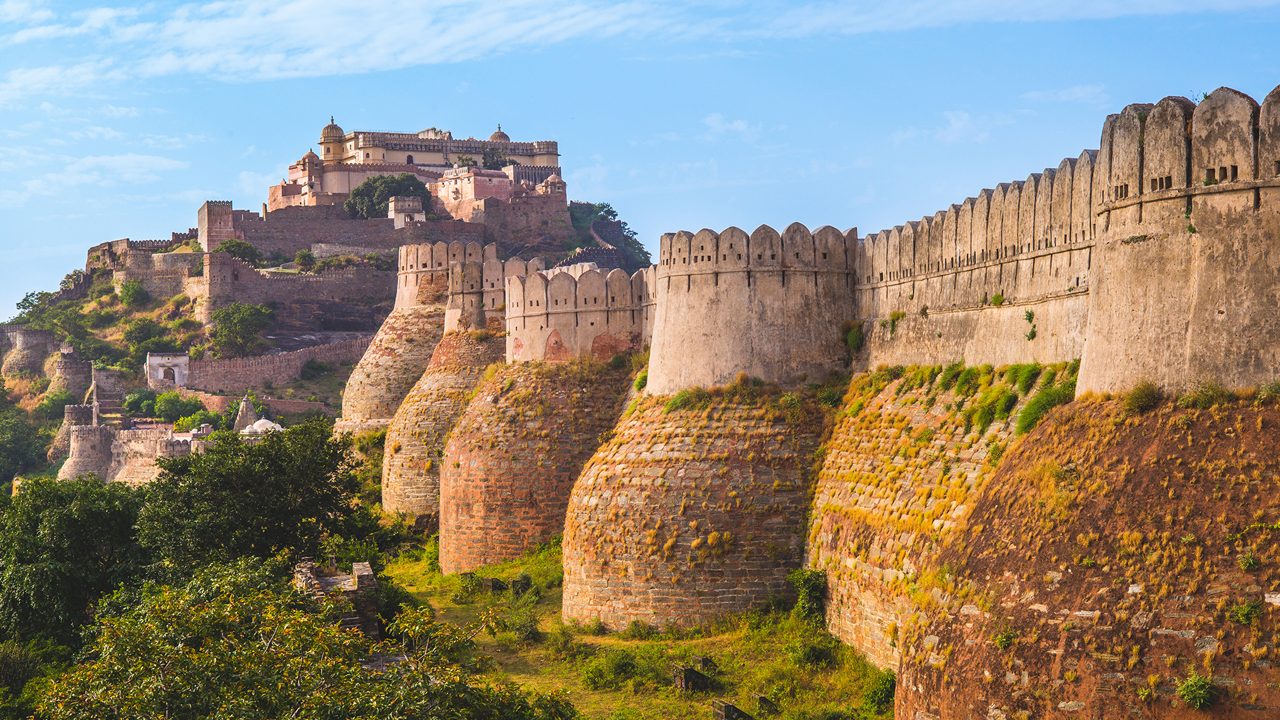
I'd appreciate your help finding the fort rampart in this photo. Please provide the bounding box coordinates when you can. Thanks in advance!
[646,224,858,394]
[182,336,372,394]
[504,266,655,362]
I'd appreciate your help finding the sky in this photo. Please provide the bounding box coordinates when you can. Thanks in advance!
[2,0,1280,315]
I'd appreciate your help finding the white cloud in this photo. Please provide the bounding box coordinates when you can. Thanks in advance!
[1022,84,1108,105]
[0,152,187,207]
[1,0,1271,107]
[702,113,762,142]
[934,111,988,144]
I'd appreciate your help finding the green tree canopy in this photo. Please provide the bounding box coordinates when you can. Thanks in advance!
[209,302,273,358]
[343,174,431,220]
[0,477,146,645]
[213,239,264,267]
[36,560,577,720]
[136,420,357,573]
[0,407,41,484]
[152,391,205,423]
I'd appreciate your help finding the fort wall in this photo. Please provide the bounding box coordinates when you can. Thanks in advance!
[437,360,633,574]
[504,266,655,363]
[0,328,55,377]
[381,331,505,522]
[646,224,857,394]
[183,336,372,394]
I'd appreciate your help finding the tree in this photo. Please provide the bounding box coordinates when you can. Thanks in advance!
[117,280,149,308]
[343,174,430,220]
[36,561,578,720]
[0,477,146,645]
[32,390,72,421]
[294,249,316,272]
[152,391,205,423]
[209,303,273,358]
[136,420,358,572]
[482,147,516,170]
[0,409,41,484]
[213,239,264,266]
[173,409,223,433]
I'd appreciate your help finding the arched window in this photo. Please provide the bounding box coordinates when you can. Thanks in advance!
[406,155,415,164]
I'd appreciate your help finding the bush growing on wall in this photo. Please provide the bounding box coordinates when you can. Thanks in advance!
[344,174,430,220]
[117,280,149,308]
[209,303,274,358]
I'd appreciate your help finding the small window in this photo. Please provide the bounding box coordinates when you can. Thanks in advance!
[1206,168,1217,183]
[1274,160,1280,177]
[1151,178,1158,192]
[1231,165,1239,181]
[1220,166,1228,182]
[406,155,414,164]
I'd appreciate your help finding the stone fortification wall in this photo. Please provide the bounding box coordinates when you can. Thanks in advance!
[199,200,490,257]
[647,224,857,394]
[338,240,533,433]
[183,336,371,394]
[504,266,655,363]
[192,253,395,324]
[380,331,505,521]
[437,361,633,574]
[1079,86,1280,393]
[115,250,203,300]
[49,346,92,399]
[854,150,1096,370]
[58,425,191,485]
[561,390,828,628]
[805,365,1063,671]
[0,328,55,377]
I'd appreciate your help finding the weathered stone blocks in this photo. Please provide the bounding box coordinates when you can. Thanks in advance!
[438,360,633,574]
[336,305,444,434]
[381,330,505,523]
[561,391,825,629]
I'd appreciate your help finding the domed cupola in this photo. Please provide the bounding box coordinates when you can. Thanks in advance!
[320,116,345,143]
[488,123,510,143]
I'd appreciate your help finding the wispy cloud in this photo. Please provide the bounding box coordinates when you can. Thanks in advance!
[0,152,187,207]
[0,1,1274,106]
[1022,83,1109,105]
[893,110,1011,145]
[702,112,761,141]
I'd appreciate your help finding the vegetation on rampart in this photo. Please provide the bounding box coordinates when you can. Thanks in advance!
[344,173,433,220]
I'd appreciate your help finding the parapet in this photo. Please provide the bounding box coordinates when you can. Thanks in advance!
[396,240,498,309]
[646,223,856,393]
[504,265,655,363]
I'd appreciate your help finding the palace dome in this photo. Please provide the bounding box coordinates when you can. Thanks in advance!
[320,117,344,143]
[488,124,510,142]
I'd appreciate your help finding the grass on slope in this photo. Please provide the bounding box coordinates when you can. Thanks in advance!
[384,539,894,720]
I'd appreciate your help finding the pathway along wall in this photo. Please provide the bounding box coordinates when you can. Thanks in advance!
[437,360,633,574]
[381,330,505,524]
[561,389,828,628]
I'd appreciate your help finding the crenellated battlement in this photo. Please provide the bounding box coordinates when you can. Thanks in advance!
[646,223,857,393]
[504,265,655,363]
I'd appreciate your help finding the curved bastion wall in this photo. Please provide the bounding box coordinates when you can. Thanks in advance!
[380,331,506,522]
[437,359,634,574]
[646,224,858,394]
[561,392,827,628]
[337,240,507,434]
[0,328,55,378]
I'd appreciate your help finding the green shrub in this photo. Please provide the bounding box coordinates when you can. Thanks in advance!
[299,359,331,381]
[992,629,1017,650]
[117,280,149,307]
[1015,381,1075,435]
[581,648,637,690]
[1008,363,1042,394]
[1228,600,1262,625]
[788,568,827,622]
[990,292,1005,306]
[1124,381,1163,415]
[936,362,964,391]
[173,410,223,433]
[862,670,895,714]
[33,390,73,420]
[1176,671,1215,709]
[788,635,839,668]
[1177,382,1234,409]
[214,239,264,266]
[845,324,865,353]
[633,369,648,392]
[619,620,657,640]
[1238,551,1260,571]
[153,391,205,423]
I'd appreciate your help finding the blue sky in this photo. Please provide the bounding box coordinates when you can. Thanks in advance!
[2,0,1280,314]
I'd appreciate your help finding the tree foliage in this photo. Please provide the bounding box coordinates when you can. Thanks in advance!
[116,280,149,308]
[213,239,264,267]
[137,420,357,573]
[0,477,146,645]
[209,303,273,358]
[152,391,205,423]
[567,201,652,270]
[36,561,577,720]
[0,406,42,485]
[343,174,431,220]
